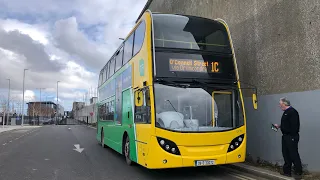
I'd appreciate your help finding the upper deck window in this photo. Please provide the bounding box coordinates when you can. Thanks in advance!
[133,21,146,56]
[153,14,232,53]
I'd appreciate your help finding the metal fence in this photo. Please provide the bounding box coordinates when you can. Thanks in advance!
[0,115,58,125]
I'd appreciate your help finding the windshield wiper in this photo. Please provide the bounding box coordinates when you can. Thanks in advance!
[156,79,190,88]
[166,99,178,112]
[165,99,186,127]
[191,79,237,90]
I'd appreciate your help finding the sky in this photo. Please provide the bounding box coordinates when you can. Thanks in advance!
[0,0,147,112]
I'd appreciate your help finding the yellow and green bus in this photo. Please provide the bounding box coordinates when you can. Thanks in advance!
[97,10,258,169]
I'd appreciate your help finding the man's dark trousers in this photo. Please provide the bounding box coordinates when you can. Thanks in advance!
[282,134,302,175]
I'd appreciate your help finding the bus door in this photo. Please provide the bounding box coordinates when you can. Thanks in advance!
[134,87,152,166]
[212,91,234,128]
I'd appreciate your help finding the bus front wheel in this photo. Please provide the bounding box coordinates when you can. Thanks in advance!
[124,136,133,165]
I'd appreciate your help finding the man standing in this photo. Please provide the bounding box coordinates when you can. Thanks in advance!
[274,97,302,177]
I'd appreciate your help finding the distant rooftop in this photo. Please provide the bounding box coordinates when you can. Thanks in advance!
[27,101,56,105]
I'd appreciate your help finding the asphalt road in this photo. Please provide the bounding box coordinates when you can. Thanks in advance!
[0,124,267,180]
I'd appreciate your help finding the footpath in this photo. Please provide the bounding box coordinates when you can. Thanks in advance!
[0,125,41,134]
[226,162,319,180]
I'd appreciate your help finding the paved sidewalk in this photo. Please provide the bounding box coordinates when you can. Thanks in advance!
[227,163,320,180]
[227,163,294,180]
[0,125,41,134]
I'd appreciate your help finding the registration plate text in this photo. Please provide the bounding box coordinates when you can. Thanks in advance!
[195,160,215,166]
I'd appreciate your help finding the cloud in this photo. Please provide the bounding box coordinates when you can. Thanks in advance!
[0,0,147,110]
[0,0,147,26]
[0,19,49,45]
[0,28,63,72]
[53,17,109,71]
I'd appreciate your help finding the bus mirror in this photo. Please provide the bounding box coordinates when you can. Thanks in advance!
[135,90,144,107]
[252,93,258,110]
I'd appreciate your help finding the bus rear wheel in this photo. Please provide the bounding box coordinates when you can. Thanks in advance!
[101,130,107,148]
[124,136,132,165]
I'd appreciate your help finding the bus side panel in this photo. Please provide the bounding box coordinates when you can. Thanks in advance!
[132,11,155,167]
[122,89,138,163]
[111,74,125,153]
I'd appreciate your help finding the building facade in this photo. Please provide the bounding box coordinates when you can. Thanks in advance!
[72,97,97,125]
[27,101,64,118]
[27,101,56,117]
[147,0,320,172]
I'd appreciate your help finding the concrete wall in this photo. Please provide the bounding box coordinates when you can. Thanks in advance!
[73,104,97,124]
[148,0,320,172]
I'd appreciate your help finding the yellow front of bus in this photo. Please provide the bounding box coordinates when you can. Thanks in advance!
[144,13,249,169]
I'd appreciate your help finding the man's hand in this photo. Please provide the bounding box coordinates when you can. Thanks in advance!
[274,124,280,129]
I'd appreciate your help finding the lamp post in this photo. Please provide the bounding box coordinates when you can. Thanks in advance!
[7,79,10,126]
[22,69,28,126]
[56,81,60,124]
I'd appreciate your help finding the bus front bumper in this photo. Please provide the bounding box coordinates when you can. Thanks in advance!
[143,136,246,169]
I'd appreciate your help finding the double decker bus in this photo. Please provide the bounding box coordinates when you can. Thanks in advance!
[97,10,258,169]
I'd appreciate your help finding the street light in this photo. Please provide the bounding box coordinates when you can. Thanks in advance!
[56,81,60,124]
[7,79,10,126]
[22,69,28,126]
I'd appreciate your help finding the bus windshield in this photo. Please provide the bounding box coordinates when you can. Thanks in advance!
[153,14,232,53]
[154,83,244,132]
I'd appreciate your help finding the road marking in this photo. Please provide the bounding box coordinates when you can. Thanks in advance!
[220,166,257,180]
[73,144,84,153]
[229,173,248,180]
[87,126,97,129]
[15,138,19,140]
[45,158,50,161]
[229,172,257,180]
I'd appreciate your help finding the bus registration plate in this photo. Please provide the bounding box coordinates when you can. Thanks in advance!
[195,160,215,166]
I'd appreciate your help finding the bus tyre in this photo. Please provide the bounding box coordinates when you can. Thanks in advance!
[101,130,107,148]
[124,136,133,165]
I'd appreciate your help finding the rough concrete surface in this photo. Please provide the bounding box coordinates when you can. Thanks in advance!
[149,0,320,95]
[148,0,320,173]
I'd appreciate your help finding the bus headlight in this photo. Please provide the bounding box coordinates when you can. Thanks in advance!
[160,140,165,146]
[227,134,245,153]
[156,137,181,155]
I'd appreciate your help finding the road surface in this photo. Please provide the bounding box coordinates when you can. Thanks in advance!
[0,124,267,180]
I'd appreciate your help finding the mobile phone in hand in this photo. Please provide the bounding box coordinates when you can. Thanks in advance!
[271,124,278,132]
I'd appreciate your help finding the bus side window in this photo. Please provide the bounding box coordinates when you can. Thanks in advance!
[105,102,109,120]
[123,33,134,65]
[133,21,146,56]
[134,88,151,124]
[99,103,107,121]
[110,100,114,121]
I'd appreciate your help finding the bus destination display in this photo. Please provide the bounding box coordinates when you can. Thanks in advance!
[169,59,220,73]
